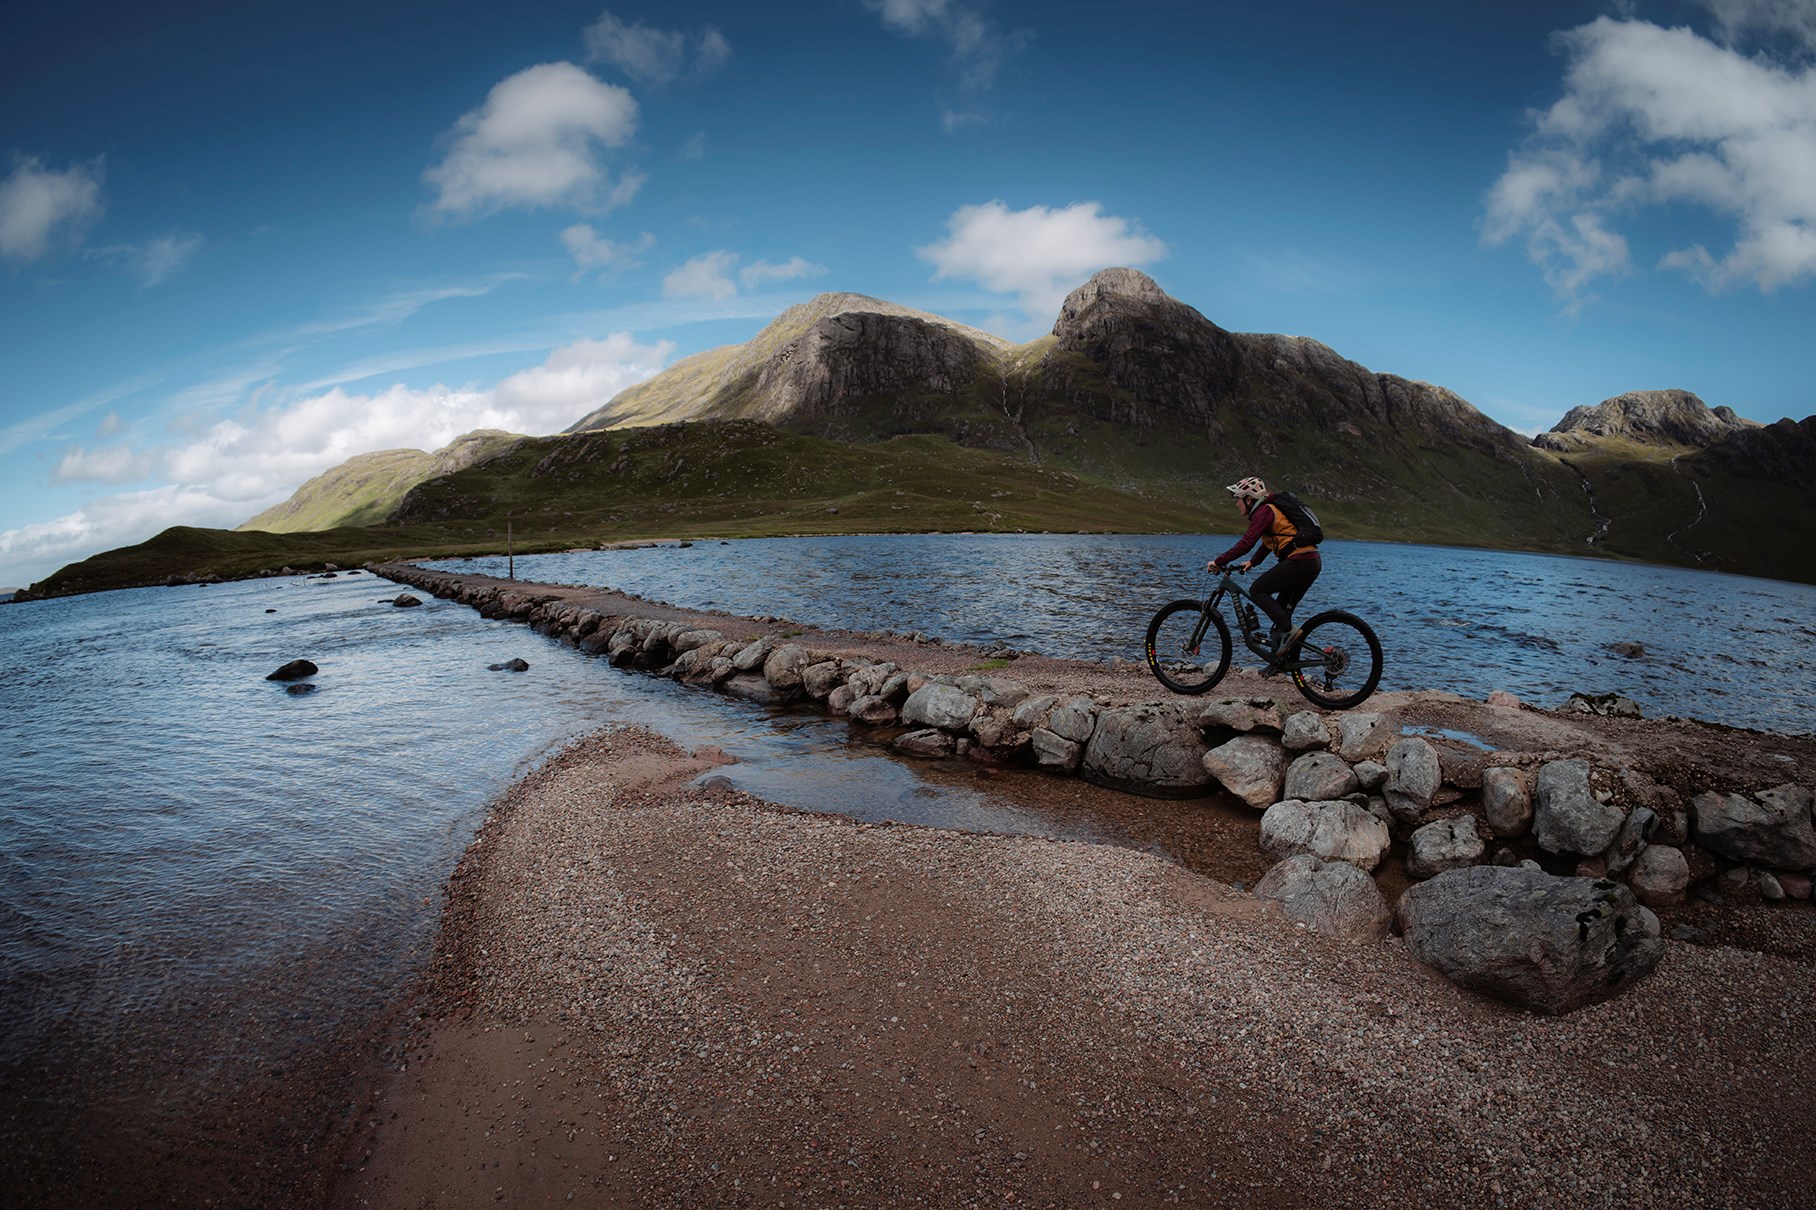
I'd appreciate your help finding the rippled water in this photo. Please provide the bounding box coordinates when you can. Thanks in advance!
[435,534,1816,736]
[0,569,1098,1204]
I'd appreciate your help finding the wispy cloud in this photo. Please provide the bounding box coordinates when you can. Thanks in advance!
[662,250,828,301]
[1237,245,1366,295]
[864,0,1030,126]
[582,9,732,85]
[85,231,204,287]
[561,223,655,279]
[916,200,1167,318]
[1484,5,1816,305]
[423,62,641,219]
[0,155,105,263]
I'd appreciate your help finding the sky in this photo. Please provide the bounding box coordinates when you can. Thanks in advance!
[2,0,1814,589]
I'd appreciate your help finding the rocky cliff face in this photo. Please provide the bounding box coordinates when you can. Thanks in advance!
[1534,390,1757,451]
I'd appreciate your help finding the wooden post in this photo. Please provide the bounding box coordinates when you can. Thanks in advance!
[507,521,514,580]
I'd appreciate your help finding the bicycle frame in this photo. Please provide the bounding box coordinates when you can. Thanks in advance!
[1193,570,1301,669]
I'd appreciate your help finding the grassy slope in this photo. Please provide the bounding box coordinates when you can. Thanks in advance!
[23,422,1227,598]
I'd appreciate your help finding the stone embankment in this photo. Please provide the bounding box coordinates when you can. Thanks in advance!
[377,563,1815,1016]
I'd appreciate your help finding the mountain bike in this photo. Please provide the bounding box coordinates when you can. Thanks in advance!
[1144,568,1383,708]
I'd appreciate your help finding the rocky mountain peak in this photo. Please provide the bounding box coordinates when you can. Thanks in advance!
[1053,268,1171,335]
[1533,389,1758,451]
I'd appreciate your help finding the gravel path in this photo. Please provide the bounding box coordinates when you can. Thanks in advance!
[332,726,1816,1209]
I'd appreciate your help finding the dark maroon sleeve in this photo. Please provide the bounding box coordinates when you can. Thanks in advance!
[1213,503,1275,567]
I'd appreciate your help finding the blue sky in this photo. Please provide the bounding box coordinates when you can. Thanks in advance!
[3,0,1813,589]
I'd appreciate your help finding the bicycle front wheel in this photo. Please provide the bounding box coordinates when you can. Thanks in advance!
[1145,600,1232,695]
[1288,609,1383,709]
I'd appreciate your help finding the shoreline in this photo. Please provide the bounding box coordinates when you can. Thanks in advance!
[324,568,1815,1206]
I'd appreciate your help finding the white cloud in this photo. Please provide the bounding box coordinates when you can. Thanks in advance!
[740,256,828,288]
[662,250,740,300]
[662,250,830,300]
[423,62,640,219]
[0,332,675,588]
[1485,9,1816,301]
[560,223,655,278]
[86,231,204,286]
[864,0,1029,93]
[0,155,105,263]
[582,10,732,85]
[916,200,1168,317]
[679,131,707,161]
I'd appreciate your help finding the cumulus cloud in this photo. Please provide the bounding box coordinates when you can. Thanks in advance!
[560,223,655,278]
[0,155,105,263]
[86,231,204,286]
[583,10,732,85]
[424,62,640,219]
[1,332,675,588]
[916,200,1167,317]
[662,250,828,300]
[1484,9,1816,302]
[864,0,1028,93]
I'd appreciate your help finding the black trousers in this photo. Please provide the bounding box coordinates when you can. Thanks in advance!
[1252,553,1321,630]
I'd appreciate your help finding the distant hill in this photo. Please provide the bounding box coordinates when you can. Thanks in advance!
[20,269,1814,599]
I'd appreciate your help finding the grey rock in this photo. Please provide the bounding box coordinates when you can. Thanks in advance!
[762,643,811,691]
[1482,767,1533,838]
[1628,844,1689,906]
[1383,737,1442,823]
[827,684,858,714]
[1395,866,1663,1015]
[1605,807,1656,875]
[975,676,1031,707]
[1564,692,1643,718]
[1258,799,1393,871]
[1284,751,1360,802]
[487,658,530,672]
[284,682,316,695]
[392,593,422,608]
[671,628,726,654]
[724,674,792,704]
[894,728,955,758]
[1011,694,1058,729]
[730,636,776,673]
[1758,871,1786,902]
[1280,712,1330,751]
[1254,855,1392,940]
[266,659,318,682]
[1202,734,1287,810]
[1083,702,1215,798]
[1046,697,1098,744]
[902,683,982,732]
[1691,785,1816,869]
[1534,759,1625,856]
[1030,728,1083,773]
[1406,815,1486,879]
[848,695,899,726]
[801,660,846,700]
[1352,760,1387,791]
[878,671,912,704]
[1331,712,1393,762]
[1200,699,1284,735]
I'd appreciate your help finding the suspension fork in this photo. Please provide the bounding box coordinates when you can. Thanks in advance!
[1188,588,1223,649]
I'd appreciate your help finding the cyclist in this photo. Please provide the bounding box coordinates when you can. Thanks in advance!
[1206,476,1321,661]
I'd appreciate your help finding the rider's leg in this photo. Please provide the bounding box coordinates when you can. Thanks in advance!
[1252,555,1321,647]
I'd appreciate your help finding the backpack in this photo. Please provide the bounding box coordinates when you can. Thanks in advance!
[1269,492,1324,552]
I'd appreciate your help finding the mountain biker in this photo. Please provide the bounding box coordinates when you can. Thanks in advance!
[1206,476,1321,659]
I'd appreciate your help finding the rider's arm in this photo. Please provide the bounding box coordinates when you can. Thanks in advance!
[1210,504,1274,569]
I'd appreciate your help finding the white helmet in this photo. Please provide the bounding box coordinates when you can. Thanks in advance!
[1225,476,1267,513]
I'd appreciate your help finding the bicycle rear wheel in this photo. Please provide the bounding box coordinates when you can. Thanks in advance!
[1288,609,1383,709]
[1145,600,1232,695]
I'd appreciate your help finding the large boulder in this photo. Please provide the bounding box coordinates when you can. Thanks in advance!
[1258,799,1392,871]
[1030,728,1083,773]
[762,643,812,692]
[1395,866,1663,1015]
[1533,759,1625,857]
[1383,738,1442,823]
[1406,815,1485,879]
[1691,785,1816,870]
[1046,697,1098,744]
[1283,751,1359,802]
[1628,844,1690,907]
[1202,735,1287,810]
[1082,703,1215,798]
[901,683,982,732]
[1280,712,1330,751]
[1200,698,1283,734]
[1255,855,1392,940]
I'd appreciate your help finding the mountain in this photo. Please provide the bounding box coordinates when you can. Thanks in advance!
[22,270,1814,599]
[236,429,523,533]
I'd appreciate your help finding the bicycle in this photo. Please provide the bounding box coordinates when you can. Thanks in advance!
[1144,568,1383,709]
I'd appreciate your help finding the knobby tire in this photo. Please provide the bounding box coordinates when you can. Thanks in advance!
[1145,600,1232,695]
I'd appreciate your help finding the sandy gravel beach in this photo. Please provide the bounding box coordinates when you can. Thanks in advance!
[327,580,1816,1210]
